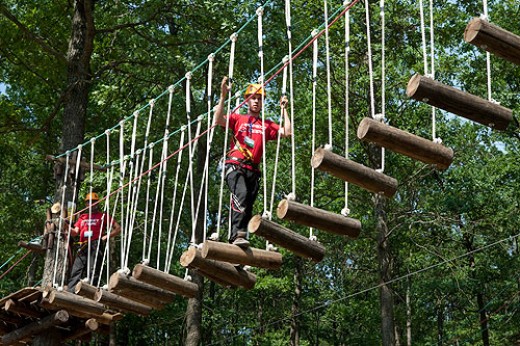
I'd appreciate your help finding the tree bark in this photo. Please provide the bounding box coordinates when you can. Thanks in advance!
[290,257,303,346]
[436,297,444,346]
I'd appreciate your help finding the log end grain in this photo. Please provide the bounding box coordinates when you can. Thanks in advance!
[463,17,484,44]
[248,214,263,234]
[310,148,326,169]
[406,73,422,98]
[276,199,289,219]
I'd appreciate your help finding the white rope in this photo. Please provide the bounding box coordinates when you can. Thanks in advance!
[324,0,333,150]
[429,0,439,143]
[481,1,492,101]
[104,130,111,284]
[143,143,155,262]
[216,33,237,239]
[52,153,69,287]
[310,29,319,239]
[118,120,127,270]
[165,129,186,272]
[342,2,351,217]
[419,0,429,77]
[203,53,215,242]
[257,6,268,215]
[364,0,376,119]
[379,0,386,172]
[285,0,296,198]
[185,72,198,245]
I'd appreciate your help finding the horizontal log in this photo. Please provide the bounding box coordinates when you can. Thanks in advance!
[357,117,454,170]
[94,289,152,316]
[74,281,98,300]
[64,318,98,342]
[17,241,46,254]
[4,299,42,319]
[406,73,513,131]
[48,290,105,317]
[201,241,283,270]
[109,272,174,308]
[464,17,520,66]
[311,148,398,197]
[1,310,69,345]
[248,215,326,262]
[132,264,199,298]
[38,298,119,325]
[277,199,361,239]
[181,247,256,289]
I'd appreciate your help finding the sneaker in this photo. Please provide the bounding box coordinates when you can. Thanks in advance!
[232,237,250,248]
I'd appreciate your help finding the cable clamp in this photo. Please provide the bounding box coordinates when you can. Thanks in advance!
[185,72,192,80]
[184,274,192,282]
[266,243,278,252]
[243,265,252,272]
[118,267,131,275]
[149,99,156,107]
[374,113,385,122]
[230,32,238,42]
[286,192,296,201]
[262,211,271,219]
[168,85,175,93]
[256,6,264,16]
[208,53,215,62]
[311,29,319,37]
[341,207,351,217]
[209,232,219,241]
[309,235,318,242]
[479,14,489,21]
[489,98,500,105]
[433,137,443,144]
[141,258,150,266]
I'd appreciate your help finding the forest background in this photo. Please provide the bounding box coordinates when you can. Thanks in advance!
[1,0,519,345]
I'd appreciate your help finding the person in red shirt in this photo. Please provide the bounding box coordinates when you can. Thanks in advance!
[67,192,121,292]
[214,76,292,247]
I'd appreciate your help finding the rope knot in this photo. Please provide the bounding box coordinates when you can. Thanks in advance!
[309,235,318,242]
[230,32,238,42]
[168,85,175,93]
[266,243,278,252]
[341,207,351,217]
[256,6,264,16]
[286,192,296,201]
[208,53,215,62]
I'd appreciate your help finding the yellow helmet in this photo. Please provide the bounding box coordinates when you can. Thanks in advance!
[85,192,99,202]
[244,84,265,97]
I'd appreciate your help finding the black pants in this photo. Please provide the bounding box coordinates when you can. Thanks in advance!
[67,239,103,292]
[225,165,260,243]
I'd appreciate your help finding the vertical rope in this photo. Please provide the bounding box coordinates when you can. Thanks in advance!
[342,1,351,217]
[429,0,438,142]
[310,29,319,239]
[185,72,197,245]
[482,0,492,101]
[52,152,69,287]
[419,0,429,77]
[364,0,376,119]
[104,130,112,284]
[324,0,333,149]
[285,0,296,198]
[204,54,215,242]
[118,120,126,270]
[216,33,238,239]
[379,0,386,172]
[257,6,268,216]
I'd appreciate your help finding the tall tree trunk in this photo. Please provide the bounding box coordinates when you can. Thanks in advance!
[375,194,395,346]
[436,297,444,346]
[406,278,412,346]
[290,257,303,346]
[477,292,490,346]
[35,1,95,345]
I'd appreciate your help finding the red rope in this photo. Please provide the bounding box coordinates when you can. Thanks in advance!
[0,250,31,281]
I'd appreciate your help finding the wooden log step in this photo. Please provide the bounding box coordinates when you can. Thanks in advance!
[109,272,175,308]
[74,281,98,300]
[48,290,105,317]
[311,148,398,197]
[64,318,98,342]
[181,247,256,289]
[1,310,69,346]
[38,297,120,325]
[132,264,199,298]
[248,215,326,262]
[277,199,361,239]
[357,117,454,170]
[201,241,283,270]
[406,73,513,131]
[464,17,520,66]
[94,289,152,316]
[4,299,42,319]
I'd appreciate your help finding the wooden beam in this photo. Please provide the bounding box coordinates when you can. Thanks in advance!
[132,264,199,298]
[1,310,69,345]
[39,297,120,325]
[277,199,361,239]
[94,289,152,316]
[48,290,105,317]
[248,215,326,262]
[64,318,98,342]
[406,73,513,131]
[311,148,398,197]
[464,17,520,66]
[4,299,42,319]
[74,281,98,300]
[17,241,46,254]
[109,272,175,308]
[357,117,454,170]
[181,247,256,289]
[201,241,283,270]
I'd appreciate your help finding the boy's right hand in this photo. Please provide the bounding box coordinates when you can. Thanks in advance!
[221,76,231,98]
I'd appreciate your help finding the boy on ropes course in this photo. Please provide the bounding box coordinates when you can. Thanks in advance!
[67,192,121,292]
[214,76,292,248]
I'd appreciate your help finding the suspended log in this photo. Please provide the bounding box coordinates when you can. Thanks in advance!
[4,299,42,319]
[181,247,256,289]
[406,74,513,131]
[64,318,98,342]
[311,148,398,197]
[38,297,119,325]
[94,289,152,316]
[1,310,69,346]
[109,272,175,308]
[132,264,199,298]
[201,241,283,270]
[357,117,454,170]
[17,241,45,254]
[74,281,98,300]
[277,199,361,239]
[48,290,105,317]
[248,215,326,262]
[464,17,520,66]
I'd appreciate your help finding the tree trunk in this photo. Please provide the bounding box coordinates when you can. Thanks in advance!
[477,292,490,346]
[406,281,412,346]
[436,298,444,346]
[290,257,303,346]
[376,193,395,346]
[35,1,95,345]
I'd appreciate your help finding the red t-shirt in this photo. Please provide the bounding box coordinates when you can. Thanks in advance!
[74,212,115,242]
[225,113,280,169]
